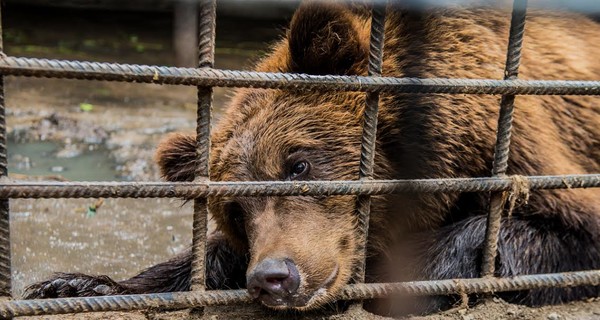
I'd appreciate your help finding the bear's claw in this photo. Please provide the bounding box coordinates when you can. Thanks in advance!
[23,273,128,299]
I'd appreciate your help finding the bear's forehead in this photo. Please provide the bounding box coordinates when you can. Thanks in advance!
[212,90,363,181]
[215,120,320,181]
[225,90,357,143]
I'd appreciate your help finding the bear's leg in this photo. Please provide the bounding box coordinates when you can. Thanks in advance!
[407,214,600,314]
[23,232,247,299]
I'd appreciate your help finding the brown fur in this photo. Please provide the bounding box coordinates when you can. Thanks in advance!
[25,1,600,316]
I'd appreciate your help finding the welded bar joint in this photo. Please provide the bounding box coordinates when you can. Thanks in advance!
[191,0,217,293]
[481,0,528,278]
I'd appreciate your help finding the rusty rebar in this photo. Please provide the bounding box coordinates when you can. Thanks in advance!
[2,57,600,95]
[493,0,528,176]
[0,174,597,199]
[4,270,599,317]
[197,0,216,68]
[191,0,217,293]
[482,0,528,278]
[354,3,387,284]
[0,4,11,297]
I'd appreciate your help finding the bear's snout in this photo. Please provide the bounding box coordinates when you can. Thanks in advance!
[246,258,300,306]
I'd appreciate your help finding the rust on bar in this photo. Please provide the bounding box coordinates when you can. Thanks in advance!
[354,2,387,285]
[2,57,600,95]
[1,270,599,317]
[0,3,11,297]
[0,174,597,199]
[481,0,528,278]
[192,0,217,293]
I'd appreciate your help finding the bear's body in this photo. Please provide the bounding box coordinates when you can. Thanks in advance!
[26,2,600,316]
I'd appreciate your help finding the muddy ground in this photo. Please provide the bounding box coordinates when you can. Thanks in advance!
[3,3,599,320]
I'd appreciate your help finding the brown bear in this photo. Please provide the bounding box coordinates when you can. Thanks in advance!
[25,1,600,316]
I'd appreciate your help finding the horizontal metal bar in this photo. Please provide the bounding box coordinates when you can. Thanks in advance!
[0,174,597,199]
[2,57,600,95]
[1,270,598,317]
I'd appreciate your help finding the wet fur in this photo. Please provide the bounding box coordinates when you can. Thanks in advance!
[25,1,600,316]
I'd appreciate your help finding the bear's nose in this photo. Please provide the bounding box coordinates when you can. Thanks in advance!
[246,259,300,301]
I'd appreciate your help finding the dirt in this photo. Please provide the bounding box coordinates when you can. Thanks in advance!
[3,4,599,320]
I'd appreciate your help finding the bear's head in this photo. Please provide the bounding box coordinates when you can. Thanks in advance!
[157,2,395,310]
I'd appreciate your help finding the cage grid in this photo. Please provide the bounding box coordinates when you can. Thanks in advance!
[0,0,599,318]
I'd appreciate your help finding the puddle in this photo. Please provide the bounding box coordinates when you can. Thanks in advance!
[10,198,196,297]
[7,139,121,181]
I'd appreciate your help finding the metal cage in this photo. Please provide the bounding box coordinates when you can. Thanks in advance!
[0,0,599,317]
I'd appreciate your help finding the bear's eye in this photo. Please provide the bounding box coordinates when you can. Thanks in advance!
[290,160,310,180]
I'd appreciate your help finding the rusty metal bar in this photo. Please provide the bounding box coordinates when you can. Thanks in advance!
[5,270,600,317]
[2,57,600,95]
[482,0,528,278]
[191,0,216,293]
[0,174,597,199]
[354,2,387,284]
[0,4,11,297]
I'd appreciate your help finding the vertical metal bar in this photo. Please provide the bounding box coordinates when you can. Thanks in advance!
[353,3,387,284]
[0,3,10,297]
[481,0,528,278]
[191,0,216,292]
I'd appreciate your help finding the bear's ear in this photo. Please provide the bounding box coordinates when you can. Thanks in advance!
[155,133,198,182]
[288,2,367,75]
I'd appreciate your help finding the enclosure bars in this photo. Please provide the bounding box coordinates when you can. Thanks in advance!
[191,0,216,294]
[0,270,599,318]
[481,0,528,278]
[3,57,600,94]
[0,3,10,298]
[0,0,597,317]
[0,175,598,198]
[354,2,387,284]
